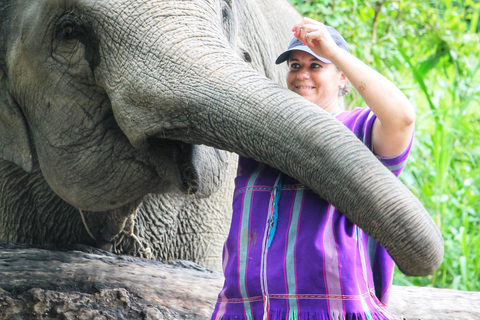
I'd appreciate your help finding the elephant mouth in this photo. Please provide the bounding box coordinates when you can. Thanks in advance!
[145,137,199,195]
[172,140,199,194]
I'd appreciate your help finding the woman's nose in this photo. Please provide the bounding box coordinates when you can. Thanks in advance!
[297,68,310,80]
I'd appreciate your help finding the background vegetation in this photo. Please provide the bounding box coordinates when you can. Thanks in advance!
[288,0,480,291]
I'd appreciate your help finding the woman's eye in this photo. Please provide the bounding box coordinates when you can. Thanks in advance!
[310,63,322,69]
[289,63,301,71]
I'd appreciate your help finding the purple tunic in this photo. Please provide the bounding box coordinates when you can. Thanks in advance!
[212,107,412,320]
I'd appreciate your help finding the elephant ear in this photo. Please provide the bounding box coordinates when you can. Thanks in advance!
[0,70,33,173]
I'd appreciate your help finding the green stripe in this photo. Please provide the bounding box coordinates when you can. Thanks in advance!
[285,189,304,313]
[384,159,407,171]
[239,163,264,317]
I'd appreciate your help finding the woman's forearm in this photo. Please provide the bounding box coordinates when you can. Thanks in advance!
[331,49,415,157]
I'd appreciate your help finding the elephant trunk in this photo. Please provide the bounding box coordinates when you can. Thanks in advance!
[101,18,443,275]
[190,67,443,277]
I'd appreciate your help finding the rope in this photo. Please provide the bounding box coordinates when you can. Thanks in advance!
[78,208,153,259]
[113,209,153,259]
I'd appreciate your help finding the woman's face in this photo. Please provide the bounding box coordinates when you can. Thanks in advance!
[286,51,345,114]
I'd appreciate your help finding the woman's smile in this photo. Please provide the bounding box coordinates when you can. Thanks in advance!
[295,85,315,90]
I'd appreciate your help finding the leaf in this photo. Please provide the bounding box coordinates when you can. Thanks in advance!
[469,5,480,33]
[417,38,447,74]
[398,47,437,111]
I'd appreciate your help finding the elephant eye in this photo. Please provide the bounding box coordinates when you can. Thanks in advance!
[65,25,74,34]
[56,21,82,40]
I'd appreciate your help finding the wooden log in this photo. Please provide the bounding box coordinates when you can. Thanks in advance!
[389,285,480,320]
[1,241,479,320]
[0,241,222,319]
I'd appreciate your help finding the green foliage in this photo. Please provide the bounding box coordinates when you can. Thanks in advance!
[289,0,480,290]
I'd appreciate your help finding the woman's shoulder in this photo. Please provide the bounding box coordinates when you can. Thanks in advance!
[335,106,373,121]
[335,106,376,133]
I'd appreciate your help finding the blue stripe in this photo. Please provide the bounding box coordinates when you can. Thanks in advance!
[367,236,378,270]
[267,173,285,248]
[363,111,375,147]
[239,163,264,318]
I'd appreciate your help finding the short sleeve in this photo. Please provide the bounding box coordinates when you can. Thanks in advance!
[335,107,413,177]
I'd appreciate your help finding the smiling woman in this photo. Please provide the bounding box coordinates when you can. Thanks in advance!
[286,51,346,113]
[280,27,349,114]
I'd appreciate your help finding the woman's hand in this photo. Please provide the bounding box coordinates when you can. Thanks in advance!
[291,17,342,62]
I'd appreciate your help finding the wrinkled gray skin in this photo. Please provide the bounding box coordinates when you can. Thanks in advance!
[0,0,443,276]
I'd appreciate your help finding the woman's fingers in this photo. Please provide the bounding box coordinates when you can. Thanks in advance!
[305,30,319,46]
[292,19,327,40]
[291,18,343,62]
[292,27,308,44]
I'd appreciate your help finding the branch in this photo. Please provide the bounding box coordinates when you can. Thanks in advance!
[372,0,388,43]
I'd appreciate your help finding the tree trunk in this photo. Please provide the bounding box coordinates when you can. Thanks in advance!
[0,241,478,320]
[0,241,221,319]
[389,285,480,319]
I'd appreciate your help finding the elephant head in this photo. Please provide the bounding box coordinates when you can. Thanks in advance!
[0,0,443,276]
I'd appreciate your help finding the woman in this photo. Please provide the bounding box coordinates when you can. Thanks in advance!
[212,17,415,320]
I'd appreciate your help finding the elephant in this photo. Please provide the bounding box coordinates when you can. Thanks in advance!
[0,0,443,277]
